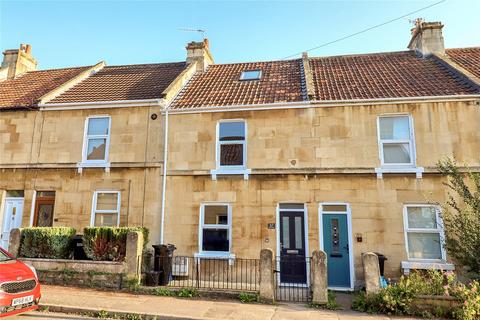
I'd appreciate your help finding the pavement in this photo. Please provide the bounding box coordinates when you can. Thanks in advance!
[32,285,420,320]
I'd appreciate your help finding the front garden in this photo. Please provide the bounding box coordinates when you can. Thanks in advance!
[352,270,480,319]
[351,159,480,319]
[19,226,148,261]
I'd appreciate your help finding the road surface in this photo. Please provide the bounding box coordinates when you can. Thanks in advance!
[12,311,97,319]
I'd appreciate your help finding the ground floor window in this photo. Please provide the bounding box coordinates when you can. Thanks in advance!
[199,203,231,253]
[403,205,445,260]
[91,191,120,227]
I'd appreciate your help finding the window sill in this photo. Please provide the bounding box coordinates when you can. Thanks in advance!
[210,168,251,180]
[401,260,455,275]
[77,162,110,173]
[194,252,236,265]
[375,166,424,179]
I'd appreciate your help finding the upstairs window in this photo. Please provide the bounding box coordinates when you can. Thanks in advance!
[404,205,444,261]
[378,115,415,166]
[83,116,111,163]
[91,191,120,227]
[199,204,231,253]
[240,70,261,81]
[217,121,246,169]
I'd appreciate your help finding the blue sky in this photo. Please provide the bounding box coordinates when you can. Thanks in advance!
[0,0,479,69]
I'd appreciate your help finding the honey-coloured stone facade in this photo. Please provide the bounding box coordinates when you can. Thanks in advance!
[164,99,480,283]
[0,105,165,243]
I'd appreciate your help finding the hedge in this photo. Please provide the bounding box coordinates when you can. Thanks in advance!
[19,227,76,259]
[83,227,149,262]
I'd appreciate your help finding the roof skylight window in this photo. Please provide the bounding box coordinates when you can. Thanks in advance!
[240,70,261,81]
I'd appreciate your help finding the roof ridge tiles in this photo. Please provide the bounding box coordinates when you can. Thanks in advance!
[209,58,301,67]
[308,50,413,60]
[104,61,186,68]
[26,65,93,73]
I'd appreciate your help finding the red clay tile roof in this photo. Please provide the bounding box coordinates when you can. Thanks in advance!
[0,67,89,109]
[309,51,479,101]
[446,47,480,79]
[171,60,305,110]
[49,62,187,104]
[171,50,479,110]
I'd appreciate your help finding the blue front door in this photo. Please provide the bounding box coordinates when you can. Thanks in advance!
[322,214,351,288]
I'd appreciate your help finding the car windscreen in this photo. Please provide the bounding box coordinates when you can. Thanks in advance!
[0,250,13,262]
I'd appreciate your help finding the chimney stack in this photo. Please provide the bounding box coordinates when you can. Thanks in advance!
[0,43,38,81]
[186,39,214,72]
[407,19,445,57]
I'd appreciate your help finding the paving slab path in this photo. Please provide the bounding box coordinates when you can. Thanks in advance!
[39,285,420,320]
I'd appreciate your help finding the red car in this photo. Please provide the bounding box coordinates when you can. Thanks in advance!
[0,247,41,317]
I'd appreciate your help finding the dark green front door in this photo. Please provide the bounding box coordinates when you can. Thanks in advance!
[322,214,351,288]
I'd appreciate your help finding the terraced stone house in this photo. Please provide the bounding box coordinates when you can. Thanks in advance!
[1,21,479,290]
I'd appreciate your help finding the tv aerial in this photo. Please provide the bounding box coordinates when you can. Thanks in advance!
[179,28,207,40]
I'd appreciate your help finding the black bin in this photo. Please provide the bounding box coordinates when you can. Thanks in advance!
[72,235,88,260]
[152,244,176,285]
[374,252,388,276]
[145,271,162,286]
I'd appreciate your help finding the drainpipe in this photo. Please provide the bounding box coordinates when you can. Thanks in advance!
[160,106,169,244]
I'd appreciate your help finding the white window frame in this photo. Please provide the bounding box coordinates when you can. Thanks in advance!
[90,190,121,227]
[196,203,234,259]
[240,70,262,81]
[78,115,111,171]
[403,204,446,262]
[211,120,250,180]
[377,114,416,167]
[376,114,423,179]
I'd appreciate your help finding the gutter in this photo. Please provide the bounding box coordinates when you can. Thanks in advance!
[39,98,164,110]
[166,94,480,114]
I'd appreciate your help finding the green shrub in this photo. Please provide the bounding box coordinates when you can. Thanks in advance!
[83,227,149,261]
[437,159,480,277]
[352,271,480,319]
[450,280,480,320]
[153,288,175,296]
[177,287,198,298]
[19,227,76,259]
[238,292,259,303]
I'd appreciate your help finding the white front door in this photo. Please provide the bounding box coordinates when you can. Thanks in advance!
[1,198,24,250]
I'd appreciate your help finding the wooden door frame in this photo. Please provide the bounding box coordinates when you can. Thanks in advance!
[33,193,55,227]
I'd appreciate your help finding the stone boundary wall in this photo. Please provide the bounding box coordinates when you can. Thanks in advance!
[10,228,144,288]
[20,258,125,274]
[37,269,123,289]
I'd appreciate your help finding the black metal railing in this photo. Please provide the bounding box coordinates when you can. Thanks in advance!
[274,256,312,302]
[158,256,259,292]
